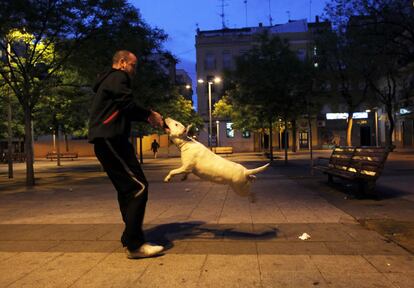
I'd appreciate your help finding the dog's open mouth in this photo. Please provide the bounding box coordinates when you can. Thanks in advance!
[163,120,170,131]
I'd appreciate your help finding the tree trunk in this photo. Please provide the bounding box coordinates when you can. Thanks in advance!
[386,108,395,150]
[7,92,13,178]
[24,106,35,186]
[56,125,61,166]
[64,133,69,152]
[139,136,143,164]
[346,114,353,146]
[284,119,288,165]
[291,119,297,152]
[308,115,314,175]
[269,119,273,162]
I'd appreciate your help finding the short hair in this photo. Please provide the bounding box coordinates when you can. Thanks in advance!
[112,50,135,64]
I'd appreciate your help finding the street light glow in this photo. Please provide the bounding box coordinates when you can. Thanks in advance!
[198,76,222,148]
[185,84,191,89]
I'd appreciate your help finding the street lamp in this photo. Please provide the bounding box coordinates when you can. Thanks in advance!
[366,108,379,146]
[198,77,221,148]
[216,120,220,147]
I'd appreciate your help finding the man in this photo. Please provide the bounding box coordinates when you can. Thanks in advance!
[89,50,164,259]
[151,139,160,159]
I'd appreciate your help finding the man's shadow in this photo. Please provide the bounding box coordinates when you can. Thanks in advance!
[145,221,278,251]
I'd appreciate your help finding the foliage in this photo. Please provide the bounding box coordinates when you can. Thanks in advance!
[34,69,91,138]
[322,0,413,147]
[0,0,172,185]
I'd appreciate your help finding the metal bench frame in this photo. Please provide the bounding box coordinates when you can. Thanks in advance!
[46,152,79,161]
[211,146,233,156]
[313,146,390,194]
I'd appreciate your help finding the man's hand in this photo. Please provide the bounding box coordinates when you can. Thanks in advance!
[147,110,164,128]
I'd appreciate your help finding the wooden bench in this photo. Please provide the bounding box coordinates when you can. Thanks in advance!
[0,152,26,163]
[313,146,390,194]
[211,146,233,155]
[46,152,78,161]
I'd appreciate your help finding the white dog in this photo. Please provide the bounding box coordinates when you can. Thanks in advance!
[163,118,269,200]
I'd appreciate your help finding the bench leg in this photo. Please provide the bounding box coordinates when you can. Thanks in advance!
[356,181,376,197]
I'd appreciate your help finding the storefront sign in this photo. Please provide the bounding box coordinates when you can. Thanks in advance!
[326,112,368,120]
[400,108,412,115]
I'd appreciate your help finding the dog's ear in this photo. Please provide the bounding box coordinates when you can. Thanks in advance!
[185,124,193,135]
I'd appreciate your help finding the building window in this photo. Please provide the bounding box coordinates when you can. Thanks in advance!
[226,122,234,138]
[242,130,250,138]
[204,53,216,70]
[296,49,306,61]
[222,51,232,69]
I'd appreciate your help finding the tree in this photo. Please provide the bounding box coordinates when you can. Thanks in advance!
[318,3,374,146]
[0,0,169,185]
[323,0,414,148]
[347,0,414,147]
[228,32,304,162]
[353,0,414,64]
[34,69,91,160]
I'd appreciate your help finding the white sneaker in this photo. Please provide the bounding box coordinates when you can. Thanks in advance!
[126,243,164,259]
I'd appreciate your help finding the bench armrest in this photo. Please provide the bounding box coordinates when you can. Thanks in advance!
[314,157,330,167]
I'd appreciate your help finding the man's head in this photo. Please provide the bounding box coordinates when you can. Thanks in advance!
[112,50,137,77]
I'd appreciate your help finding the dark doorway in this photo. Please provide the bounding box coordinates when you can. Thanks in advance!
[263,133,269,149]
[280,131,289,149]
[402,121,413,147]
[360,126,371,146]
[299,132,309,149]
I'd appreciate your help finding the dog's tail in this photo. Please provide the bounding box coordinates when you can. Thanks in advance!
[245,163,270,176]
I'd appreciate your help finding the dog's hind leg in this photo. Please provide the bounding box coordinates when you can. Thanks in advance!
[181,173,189,181]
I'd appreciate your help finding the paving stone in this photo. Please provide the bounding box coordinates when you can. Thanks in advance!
[1,155,413,287]
[260,271,329,288]
[184,241,257,255]
[0,251,17,262]
[8,252,106,288]
[0,240,59,252]
[0,252,61,287]
[47,240,120,253]
[322,272,397,288]
[198,255,261,288]
[257,242,331,255]
[70,253,150,288]
[364,255,414,273]
[311,255,378,274]
[258,255,319,272]
[383,272,414,288]
[135,254,206,288]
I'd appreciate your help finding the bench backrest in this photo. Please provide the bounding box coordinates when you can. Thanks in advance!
[328,146,355,171]
[212,147,233,154]
[328,146,389,179]
[348,147,389,179]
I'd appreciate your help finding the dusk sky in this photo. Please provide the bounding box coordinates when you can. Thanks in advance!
[131,0,329,105]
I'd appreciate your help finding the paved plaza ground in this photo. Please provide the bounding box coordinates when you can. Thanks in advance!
[0,149,413,287]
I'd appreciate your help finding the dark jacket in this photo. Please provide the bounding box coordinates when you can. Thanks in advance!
[88,68,151,143]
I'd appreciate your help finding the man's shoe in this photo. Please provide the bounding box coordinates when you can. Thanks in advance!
[125,243,164,259]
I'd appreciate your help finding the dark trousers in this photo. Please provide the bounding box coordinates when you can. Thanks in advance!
[94,137,148,251]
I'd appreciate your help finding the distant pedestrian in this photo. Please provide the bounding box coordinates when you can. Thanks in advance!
[151,139,160,159]
[88,50,166,259]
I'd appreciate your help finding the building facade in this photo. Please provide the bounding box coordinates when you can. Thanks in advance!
[195,18,329,151]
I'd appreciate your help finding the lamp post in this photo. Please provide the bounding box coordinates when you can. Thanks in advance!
[198,77,221,148]
[366,108,379,147]
[216,120,220,147]
[374,108,379,147]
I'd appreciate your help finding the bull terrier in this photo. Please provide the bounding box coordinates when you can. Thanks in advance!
[163,117,269,201]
